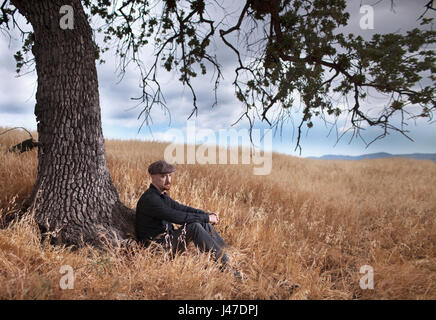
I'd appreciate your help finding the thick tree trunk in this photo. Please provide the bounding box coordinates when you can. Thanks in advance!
[11,0,135,247]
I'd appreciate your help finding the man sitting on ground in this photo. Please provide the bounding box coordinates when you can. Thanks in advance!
[135,160,240,278]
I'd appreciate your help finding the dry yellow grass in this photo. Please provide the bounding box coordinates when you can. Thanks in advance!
[0,127,435,299]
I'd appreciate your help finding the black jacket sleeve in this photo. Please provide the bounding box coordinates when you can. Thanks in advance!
[145,193,210,225]
[167,196,208,214]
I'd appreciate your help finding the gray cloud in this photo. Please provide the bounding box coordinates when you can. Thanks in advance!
[0,102,32,114]
[0,0,434,156]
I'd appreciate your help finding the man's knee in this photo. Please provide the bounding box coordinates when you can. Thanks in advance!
[185,222,203,234]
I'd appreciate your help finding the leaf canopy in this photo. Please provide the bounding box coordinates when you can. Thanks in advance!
[1,0,435,151]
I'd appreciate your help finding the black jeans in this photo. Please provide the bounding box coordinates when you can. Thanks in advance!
[157,222,229,264]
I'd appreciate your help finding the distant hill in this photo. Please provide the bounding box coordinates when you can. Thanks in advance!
[307,152,436,162]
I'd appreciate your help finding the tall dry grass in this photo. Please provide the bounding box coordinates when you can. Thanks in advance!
[0,127,435,299]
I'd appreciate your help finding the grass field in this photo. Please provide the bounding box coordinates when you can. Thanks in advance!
[0,127,435,299]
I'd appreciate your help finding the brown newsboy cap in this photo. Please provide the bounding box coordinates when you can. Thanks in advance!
[148,160,176,175]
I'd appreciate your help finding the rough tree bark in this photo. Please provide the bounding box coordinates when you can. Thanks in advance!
[11,0,135,247]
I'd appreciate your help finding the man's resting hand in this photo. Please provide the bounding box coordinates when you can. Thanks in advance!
[209,213,219,225]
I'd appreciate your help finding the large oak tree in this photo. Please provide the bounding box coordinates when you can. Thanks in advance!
[1,0,434,247]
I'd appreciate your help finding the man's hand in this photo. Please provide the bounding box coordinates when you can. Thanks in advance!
[209,213,219,225]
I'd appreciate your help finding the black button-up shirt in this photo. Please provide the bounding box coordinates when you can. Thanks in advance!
[135,183,210,242]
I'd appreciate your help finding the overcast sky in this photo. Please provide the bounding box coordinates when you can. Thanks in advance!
[0,0,435,157]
